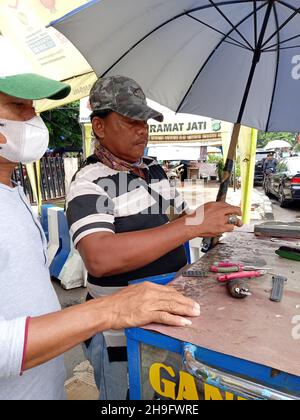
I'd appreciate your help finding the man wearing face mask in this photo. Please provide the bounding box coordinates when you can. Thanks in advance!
[0,73,201,400]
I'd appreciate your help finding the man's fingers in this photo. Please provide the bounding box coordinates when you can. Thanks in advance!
[224,206,242,216]
[236,218,244,227]
[224,224,235,232]
[157,299,201,317]
[206,202,242,217]
[154,312,194,327]
[161,288,200,310]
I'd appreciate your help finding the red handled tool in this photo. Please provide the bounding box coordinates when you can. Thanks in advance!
[210,262,271,274]
[217,271,264,283]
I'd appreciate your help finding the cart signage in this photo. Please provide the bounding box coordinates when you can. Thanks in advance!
[149,363,247,401]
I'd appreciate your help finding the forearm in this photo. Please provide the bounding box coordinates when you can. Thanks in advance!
[24,298,111,371]
[82,216,193,277]
[24,279,203,371]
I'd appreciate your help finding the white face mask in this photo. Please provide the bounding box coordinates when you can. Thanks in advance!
[0,116,49,164]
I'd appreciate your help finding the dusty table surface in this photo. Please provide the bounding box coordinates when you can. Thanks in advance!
[145,229,300,377]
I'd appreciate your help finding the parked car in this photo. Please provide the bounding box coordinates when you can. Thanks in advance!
[264,157,300,207]
[254,150,269,186]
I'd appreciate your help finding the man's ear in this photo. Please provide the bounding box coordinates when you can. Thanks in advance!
[92,117,105,140]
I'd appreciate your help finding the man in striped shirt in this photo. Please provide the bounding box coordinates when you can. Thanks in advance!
[66,76,242,400]
[0,73,202,400]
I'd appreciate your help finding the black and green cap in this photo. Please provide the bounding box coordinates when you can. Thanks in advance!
[0,73,71,100]
[90,75,164,122]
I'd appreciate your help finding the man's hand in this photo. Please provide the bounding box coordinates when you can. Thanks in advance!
[185,202,243,237]
[101,281,201,330]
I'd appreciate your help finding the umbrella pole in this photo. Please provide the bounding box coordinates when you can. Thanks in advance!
[202,1,274,253]
[216,123,241,202]
[202,123,241,252]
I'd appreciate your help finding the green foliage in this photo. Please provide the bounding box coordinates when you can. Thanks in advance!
[207,154,222,164]
[235,157,241,178]
[41,101,82,150]
[257,131,297,148]
[208,155,224,182]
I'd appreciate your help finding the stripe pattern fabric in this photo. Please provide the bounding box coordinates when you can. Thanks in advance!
[66,155,189,360]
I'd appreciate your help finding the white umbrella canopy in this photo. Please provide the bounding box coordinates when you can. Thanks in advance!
[51,0,300,251]
[264,140,292,149]
[52,0,300,132]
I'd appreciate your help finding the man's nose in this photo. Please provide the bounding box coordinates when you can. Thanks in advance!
[23,101,36,120]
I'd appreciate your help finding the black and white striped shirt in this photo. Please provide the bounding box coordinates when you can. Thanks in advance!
[66,155,189,360]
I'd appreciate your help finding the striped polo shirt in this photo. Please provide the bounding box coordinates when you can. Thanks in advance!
[66,155,188,360]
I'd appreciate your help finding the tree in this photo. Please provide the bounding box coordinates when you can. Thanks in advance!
[257,131,297,149]
[41,101,82,150]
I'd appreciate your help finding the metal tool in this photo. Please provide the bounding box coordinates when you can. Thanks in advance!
[227,279,252,299]
[275,246,300,262]
[182,270,208,278]
[217,271,265,283]
[211,262,271,273]
[270,275,287,302]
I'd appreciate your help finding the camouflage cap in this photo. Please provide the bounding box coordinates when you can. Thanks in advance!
[89,76,163,122]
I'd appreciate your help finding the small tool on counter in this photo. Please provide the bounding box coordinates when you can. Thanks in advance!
[226,279,252,299]
[270,275,287,302]
[217,270,266,283]
[210,262,271,274]
[275,246,300,262]
[182,270,208,278]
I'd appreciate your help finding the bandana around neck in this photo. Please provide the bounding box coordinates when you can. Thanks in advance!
[94,143,148,178]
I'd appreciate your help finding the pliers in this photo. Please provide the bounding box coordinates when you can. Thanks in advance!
[210,262,268,283]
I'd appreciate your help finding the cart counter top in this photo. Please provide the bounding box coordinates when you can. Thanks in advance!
[145,230,300,377]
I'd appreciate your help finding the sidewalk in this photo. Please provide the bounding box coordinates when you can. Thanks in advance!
[178,181,274,222]
[65,361,99,400]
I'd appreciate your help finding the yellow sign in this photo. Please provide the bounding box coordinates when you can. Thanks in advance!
[36,72,97,112]
[149,363,247,401]
[0,0,91,80]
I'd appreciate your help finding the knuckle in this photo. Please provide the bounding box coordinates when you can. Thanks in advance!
[159,312,170,324]
[167,300,177,313]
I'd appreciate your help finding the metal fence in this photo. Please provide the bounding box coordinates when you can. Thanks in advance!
[13,157,68,204]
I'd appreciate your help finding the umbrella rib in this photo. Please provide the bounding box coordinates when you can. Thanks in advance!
[262,33,300,51]
[266,2,280,132]
[186,13,252,50]
[223,40,252,50]
[176,1,267,113]
[277,0,300,14]
[100,0,257,78]
[261,3,300,49]
[253,0,258,47]
[264,44,300,51]
[208,0,253,50]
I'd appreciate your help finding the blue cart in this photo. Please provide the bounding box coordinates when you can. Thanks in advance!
[126,231,300,400]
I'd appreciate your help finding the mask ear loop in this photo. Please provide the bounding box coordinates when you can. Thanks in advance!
[0,123,5,150]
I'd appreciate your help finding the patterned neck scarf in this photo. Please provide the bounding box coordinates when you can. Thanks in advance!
[94,142,148,179]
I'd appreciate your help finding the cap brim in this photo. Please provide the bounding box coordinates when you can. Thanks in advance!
[0,73,71,100]
[116,103,164,122]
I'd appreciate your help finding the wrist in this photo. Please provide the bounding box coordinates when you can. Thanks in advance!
[177,213,199,241]
[86,298,113,333]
